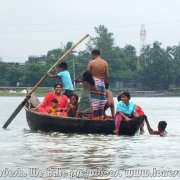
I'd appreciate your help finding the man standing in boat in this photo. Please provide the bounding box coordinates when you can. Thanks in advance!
[87,49,109,120]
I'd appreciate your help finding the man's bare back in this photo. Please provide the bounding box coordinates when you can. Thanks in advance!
[87,49,109,120]
[87,58,109,81]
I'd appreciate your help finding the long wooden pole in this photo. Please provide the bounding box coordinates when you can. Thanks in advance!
[3,34,89,129]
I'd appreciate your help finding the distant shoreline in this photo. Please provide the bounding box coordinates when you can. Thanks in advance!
[0,87,180,97]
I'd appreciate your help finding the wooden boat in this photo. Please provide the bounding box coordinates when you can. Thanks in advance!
[25,108,144,135]
[25,90,144,135]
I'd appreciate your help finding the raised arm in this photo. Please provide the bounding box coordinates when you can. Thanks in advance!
[144,116,159,135]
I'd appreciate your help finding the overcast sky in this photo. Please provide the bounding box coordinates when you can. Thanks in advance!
[0,0,180,62]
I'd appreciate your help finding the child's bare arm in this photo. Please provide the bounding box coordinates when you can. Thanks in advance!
[119,112,131,121]
[144,117,153,133]
[145,117,160,135]
[46,72,59,78]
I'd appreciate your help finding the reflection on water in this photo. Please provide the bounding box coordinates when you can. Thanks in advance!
[0,97,180,180]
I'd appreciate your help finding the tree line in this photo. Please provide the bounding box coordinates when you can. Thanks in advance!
[0,25,180,90]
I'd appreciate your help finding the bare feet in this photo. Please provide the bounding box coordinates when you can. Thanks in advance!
[113,129,119,135]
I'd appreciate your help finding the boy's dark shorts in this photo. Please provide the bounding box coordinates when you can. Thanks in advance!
[63,89,74,98]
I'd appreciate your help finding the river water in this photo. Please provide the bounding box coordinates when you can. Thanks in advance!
[0,96,180,180]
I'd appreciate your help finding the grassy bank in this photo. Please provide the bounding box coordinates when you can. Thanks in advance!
[0,87,180,97]
[0,87,83,97]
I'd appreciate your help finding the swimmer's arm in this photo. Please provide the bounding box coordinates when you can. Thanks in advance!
[145,117,160,135]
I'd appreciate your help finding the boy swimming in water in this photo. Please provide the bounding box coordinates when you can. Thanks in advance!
[144,116,167,136]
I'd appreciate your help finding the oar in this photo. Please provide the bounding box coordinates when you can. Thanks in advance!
[2,34,89,129]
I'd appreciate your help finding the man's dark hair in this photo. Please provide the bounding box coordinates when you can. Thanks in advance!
[159,121,167,131]
[105,82,109,89]
[83,70,95,87]
[58,62,68,70]
[91,49,101,55]
[51,99,58,104]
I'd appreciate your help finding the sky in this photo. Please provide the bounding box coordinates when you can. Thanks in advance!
[0,0,180,62]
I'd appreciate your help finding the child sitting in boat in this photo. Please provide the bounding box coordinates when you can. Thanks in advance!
[49,99,58,115]
[76,71,95,119]
[49,98,68,116]
[67,94,79,117]
[116,91,139,119]
[104,82,115,119]
[144,116,167,136]
[114,91,140,135]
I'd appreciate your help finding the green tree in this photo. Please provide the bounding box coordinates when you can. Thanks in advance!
[167,45,180,86]
[22,63,44,86]
[6,66,24,86]
[0,61,10,86]
[87,25,115,62]
[139,42,176,89]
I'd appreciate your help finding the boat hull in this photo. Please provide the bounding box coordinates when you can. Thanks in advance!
[26,108,144,135]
